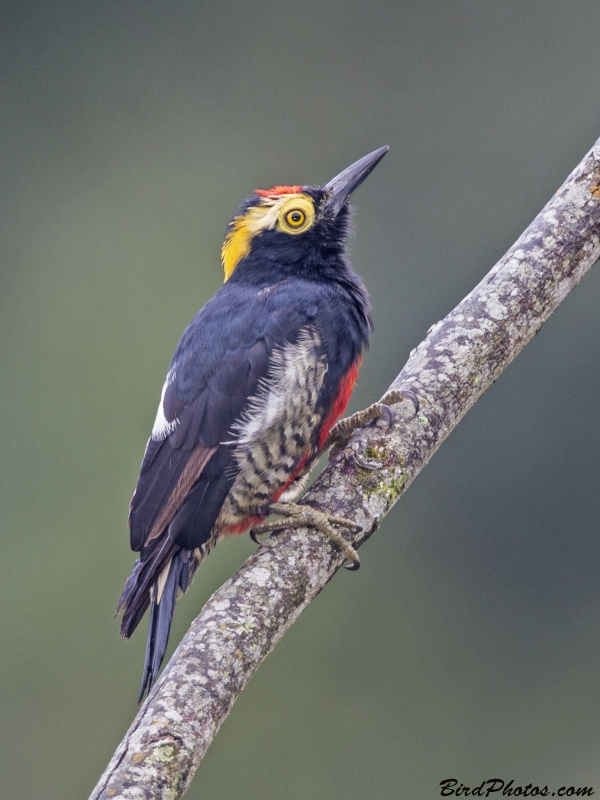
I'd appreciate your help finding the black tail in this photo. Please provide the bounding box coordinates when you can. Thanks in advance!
[138,550,186,702]
[118,542,197,702]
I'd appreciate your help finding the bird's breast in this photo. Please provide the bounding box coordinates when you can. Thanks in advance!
[217,327,328,531]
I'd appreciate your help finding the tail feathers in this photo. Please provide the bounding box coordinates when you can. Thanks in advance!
[118,539,205,702]
[138,548,189,702]
[118,537,176,639]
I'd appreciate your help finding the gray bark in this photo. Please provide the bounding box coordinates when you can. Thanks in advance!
[89,137,600,800]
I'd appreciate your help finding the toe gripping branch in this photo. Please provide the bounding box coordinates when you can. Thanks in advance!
[324,387,420,461]
[250,388,419,570]
[251,502,363,570]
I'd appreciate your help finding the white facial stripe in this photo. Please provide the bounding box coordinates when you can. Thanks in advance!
[151,369,179,441]
[239,192,315,240]
[243,194,295,236]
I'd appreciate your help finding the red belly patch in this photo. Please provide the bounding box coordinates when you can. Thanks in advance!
[318,358,361,448]
[221,450,312,537]
[220,515,265,537]
[271,451,311,502]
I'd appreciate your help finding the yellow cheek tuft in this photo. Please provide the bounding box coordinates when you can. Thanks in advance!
[221,202,280,282]
[221,193,315,282]
[221,217,251,282]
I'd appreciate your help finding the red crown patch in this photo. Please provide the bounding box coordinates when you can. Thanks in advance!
[255,185,302,198]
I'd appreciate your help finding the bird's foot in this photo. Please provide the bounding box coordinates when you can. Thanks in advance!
[325,388,419,460]
[250,501,362,570]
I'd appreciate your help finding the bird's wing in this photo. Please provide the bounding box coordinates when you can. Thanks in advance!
[120,283,315,653]
[119,280,363,698]
[128,282,314,556]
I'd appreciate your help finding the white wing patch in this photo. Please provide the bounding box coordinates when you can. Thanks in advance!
[151,369,179,441]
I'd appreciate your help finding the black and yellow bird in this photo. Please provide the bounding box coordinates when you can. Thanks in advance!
[119,147,391,700]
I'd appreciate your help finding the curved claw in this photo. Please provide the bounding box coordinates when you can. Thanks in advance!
[344,558,361,571]
[249,528,263,545]
[397,387,420,416]
[376,404,395,428]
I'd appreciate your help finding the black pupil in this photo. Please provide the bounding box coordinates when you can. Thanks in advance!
[290,211,302,223]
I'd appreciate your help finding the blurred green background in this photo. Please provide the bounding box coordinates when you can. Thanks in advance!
[2,1,600,797]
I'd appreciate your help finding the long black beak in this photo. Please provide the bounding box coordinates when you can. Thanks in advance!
[323,146,389,216]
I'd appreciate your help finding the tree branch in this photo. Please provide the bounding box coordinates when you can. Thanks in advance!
[90,137,600,800]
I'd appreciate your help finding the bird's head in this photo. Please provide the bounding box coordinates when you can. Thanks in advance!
[221,146,389,282]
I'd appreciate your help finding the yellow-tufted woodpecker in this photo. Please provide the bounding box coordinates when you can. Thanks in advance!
[119,147,391,700]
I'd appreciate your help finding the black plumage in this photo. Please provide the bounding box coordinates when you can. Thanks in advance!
[118,148,388,700]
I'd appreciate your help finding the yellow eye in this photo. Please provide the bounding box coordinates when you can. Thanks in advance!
[285,209,305,227]
[277,194,315,234]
